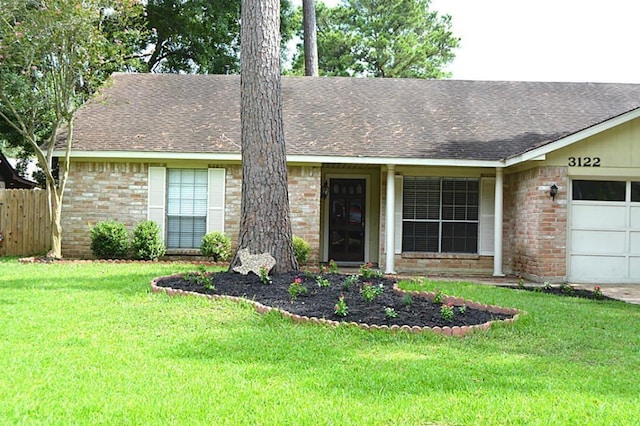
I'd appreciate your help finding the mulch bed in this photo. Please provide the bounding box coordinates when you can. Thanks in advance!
[152,270,519,333]
[506,284,616,301]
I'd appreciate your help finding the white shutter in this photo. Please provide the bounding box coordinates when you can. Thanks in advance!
[479,177,495,255]
[394,175,403,254]
[207,168,225,233]
[148,166,166,241]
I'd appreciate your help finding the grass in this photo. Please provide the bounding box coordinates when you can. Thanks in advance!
[1,258,639,425]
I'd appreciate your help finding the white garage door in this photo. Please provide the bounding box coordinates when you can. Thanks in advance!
[569,180,640,283]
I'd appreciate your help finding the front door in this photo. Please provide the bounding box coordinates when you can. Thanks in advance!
[328,178,366,262]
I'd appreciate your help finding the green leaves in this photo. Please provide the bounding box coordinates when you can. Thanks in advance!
[290,0,459,78]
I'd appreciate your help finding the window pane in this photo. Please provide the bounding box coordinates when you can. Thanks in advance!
[572,180,625,201]
[403,177,440,220]
[402,222,438,252]
[632,182,640,202]
[441,223,478,253]
[166,168,208,249]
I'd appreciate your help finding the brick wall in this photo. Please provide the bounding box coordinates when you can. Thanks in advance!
[503,166,568,282]
[62,161,321,262]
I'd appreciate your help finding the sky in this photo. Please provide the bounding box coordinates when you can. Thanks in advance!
[315,0,640,83]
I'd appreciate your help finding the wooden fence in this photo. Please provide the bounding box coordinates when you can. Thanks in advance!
[0,189,51,257]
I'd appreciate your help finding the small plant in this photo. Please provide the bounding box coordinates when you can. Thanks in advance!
[457,304,467,314]
[288,277,307,300]
[183,266,212,289]
[593,285,603,300]
[517,275,525,288]
[359,262,382,279]
[433,288,445,304]
[384,307,398,319]
[543,281,552,290]
[360,282,383,303]
[560,283,574,295]
[292,235,311,264]
[259,266,272,285]
[334,294,349,317]
[200,232,232,261]
[316,276,331,288]
[342,274,359,291]
[131,220,165,261]
[440,303,455,322]
[90,220,130,259]
[402,293,414,306]
[327,259,339,273]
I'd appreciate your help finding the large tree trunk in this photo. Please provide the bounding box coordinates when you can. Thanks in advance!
[302,0,319,76]
[230,0,298,274]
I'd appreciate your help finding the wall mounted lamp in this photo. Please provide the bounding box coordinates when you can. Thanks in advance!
[550,184,558,201]
[321,180,329,199]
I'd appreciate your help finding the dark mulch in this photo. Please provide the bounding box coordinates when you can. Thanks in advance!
[155,271,514,328]
[508,284,616,301]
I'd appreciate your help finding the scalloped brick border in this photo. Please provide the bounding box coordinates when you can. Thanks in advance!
[150,274,523,336]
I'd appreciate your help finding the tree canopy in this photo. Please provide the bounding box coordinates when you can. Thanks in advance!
[145,0,296,74]
[289,0,459,78]
[0,0,147,257]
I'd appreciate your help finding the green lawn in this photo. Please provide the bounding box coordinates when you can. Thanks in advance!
[1,258,638,425]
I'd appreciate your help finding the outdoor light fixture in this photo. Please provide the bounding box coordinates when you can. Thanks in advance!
[550,184,558,201]
[321,180,329,199]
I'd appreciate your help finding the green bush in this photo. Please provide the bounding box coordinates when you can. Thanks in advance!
[90,220,130,259]
[200,232,232,261]
[131,220,166,261]
[292,235,310,264]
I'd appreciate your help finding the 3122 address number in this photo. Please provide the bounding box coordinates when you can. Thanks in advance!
[568,157,601,167]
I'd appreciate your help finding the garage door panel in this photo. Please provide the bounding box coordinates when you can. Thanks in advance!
[630,232,640,254]
[630,206,640,227]
[571,230,626,254]
[630,257,640,277]
[571,204,626,229]
[571,255,627,280]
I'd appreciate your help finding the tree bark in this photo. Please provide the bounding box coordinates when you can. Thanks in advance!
[231,0,298,273]
[302,0,319,76]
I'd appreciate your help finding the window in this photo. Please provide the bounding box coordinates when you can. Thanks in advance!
[402,177,479,253]
[632,182,640,202]
[166,169,208,249]
[572,180,625,201]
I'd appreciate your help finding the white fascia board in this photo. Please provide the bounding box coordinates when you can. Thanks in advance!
[504,107,640,167]
[57,150,504,168]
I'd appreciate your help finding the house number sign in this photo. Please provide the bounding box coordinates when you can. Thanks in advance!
[568,156,601,167]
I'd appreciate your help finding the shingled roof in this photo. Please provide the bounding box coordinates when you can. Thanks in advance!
[69,73,640,162]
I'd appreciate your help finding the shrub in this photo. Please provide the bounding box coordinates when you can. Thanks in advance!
[131,220,166,261]
[292,235,310,264]
[90,220,130,259]
[200,232,232,261]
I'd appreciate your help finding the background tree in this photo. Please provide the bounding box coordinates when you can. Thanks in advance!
[290,0,459,78]
[145,0,296,74]
[231,0,298,273]
[301,0,318,76]
[0,0,147,258]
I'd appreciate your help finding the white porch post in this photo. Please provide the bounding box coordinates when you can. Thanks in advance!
[493,168,505,276]
[385,164,396,274]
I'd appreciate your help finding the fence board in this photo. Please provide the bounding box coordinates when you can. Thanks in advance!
[0,189,51,257]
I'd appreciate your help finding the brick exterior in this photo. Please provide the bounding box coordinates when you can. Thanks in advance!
[503,166,568,282]
[62,161,321,262]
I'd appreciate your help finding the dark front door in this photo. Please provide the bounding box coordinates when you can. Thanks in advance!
[328,179,366,262]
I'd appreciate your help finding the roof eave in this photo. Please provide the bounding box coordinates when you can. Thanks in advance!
[504,107,640,167]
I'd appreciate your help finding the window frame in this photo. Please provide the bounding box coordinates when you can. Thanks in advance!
[401,177,480,254]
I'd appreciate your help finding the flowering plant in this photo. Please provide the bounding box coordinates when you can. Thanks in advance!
[359,262,382,279]
[288,277,307,300]
[440,303,455,321]
[259,266,272,285]
[361,282,383,302]
[334,294,349,317]
[593,285,603,299]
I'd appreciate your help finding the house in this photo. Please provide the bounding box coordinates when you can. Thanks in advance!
[0,150,38,189]
[56,73,640,284]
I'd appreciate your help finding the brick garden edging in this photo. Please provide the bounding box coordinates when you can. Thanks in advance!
[150,274,523,337]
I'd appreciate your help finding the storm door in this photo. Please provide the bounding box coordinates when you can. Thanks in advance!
[328,179,366,262]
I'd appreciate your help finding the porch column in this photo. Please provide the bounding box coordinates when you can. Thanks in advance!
[493,168,505,276]
[385,164,396,274]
